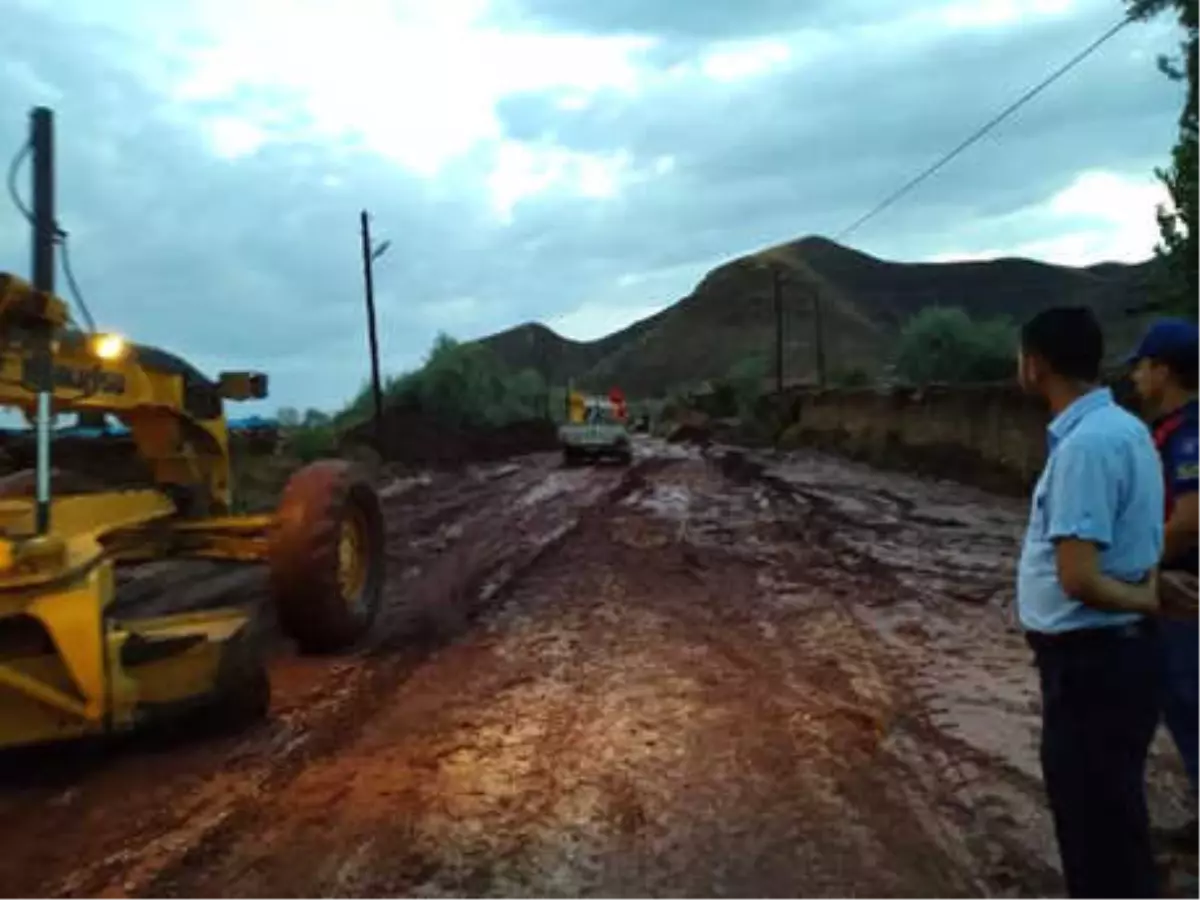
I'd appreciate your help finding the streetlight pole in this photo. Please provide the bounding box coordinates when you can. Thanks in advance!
[359,210,390,456]
[29,107,55,535]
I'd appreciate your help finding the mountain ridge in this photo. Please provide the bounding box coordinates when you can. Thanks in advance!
[476,235,1157,397]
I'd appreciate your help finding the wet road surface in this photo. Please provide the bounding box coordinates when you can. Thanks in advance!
[0,440,1192,897]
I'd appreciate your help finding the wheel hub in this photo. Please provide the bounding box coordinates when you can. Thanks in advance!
[337,510,368,610]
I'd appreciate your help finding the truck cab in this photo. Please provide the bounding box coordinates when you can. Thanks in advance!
[558,396,632,466]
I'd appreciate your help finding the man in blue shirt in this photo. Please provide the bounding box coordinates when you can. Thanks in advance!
[1127,317,1199,849]
[1016,307,1164,898]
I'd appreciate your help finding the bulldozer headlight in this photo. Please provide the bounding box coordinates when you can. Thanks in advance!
[90,333,128,362]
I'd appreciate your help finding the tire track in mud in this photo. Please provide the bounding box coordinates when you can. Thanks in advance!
[3,444,1190,897]
[141,458,666,899]
[709,447,1057,895]
[0,456,657,899]
[622,455,997,894]
[130,459,672,899]
[141,450,1011,898]
[708,445,1193,897]
[175,445,1186,899]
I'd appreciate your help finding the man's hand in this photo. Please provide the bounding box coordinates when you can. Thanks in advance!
[1159,569,1199,621]
[1055,538,1160,614]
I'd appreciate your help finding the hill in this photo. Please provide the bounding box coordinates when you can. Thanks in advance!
[476,236,1159,397]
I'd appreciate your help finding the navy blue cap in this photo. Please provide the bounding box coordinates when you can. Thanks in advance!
[1125,317,1200,365]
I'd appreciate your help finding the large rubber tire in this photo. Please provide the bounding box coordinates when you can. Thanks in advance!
[268,460,385,654]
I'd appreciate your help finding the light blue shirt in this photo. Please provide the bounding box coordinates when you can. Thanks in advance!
[1017,387,1164,634]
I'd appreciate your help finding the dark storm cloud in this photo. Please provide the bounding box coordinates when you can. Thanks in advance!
[479,0,1184,305]
[0,4,525,409]
[0,0,1187,411]
[497,1,1178,244]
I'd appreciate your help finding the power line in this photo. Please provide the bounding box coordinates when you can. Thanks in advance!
[57,230,97,333]
[835,14,1135,243]
[5,139,33,224]
[5,137,97,332]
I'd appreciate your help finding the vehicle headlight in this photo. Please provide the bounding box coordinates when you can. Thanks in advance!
[90,333,128,362]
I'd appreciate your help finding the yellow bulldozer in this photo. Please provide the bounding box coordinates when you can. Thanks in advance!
[0,107,385,751]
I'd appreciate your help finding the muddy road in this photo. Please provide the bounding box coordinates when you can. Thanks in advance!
[0,440,1192,897]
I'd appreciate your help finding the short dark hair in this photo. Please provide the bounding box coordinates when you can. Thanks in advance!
[1157,346,1199,391]
[1020,306,1104,382]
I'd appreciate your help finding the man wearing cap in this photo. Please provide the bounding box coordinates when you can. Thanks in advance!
[1128,317,1200,849]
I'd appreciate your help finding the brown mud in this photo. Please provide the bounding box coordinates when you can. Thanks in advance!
[0,440,1191,897]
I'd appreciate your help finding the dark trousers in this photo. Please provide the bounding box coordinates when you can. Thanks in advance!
[1157,617,1199,791]
[1029,623,1161,899]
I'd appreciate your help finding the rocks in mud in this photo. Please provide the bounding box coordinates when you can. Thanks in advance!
[666,422,712,446]
[664,410,710,442]
[379,473,434,499]
[664,413,756,450]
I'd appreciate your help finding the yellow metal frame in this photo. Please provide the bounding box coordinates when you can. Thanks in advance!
[0,273,267,516]
[0,272,275,750]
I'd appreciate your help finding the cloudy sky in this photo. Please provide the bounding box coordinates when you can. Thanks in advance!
[0,0,1185,413]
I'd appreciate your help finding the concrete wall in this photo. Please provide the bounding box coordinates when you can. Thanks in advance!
[776,383,1051,495]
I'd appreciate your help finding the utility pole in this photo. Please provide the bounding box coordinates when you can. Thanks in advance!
[359,210,386,456]
[812,283,827,388]
[771,267,784,394]
[29,107,55,535]
[31,109,54,295]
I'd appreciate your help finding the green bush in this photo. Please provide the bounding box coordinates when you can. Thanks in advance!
[894,307,1016,385]
[287,424,338,462]
[272,405,339,463]
[334,332,550,430]
[699,354,769,418]
[283,331,551,467]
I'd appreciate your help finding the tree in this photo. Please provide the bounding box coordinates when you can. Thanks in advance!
[335,332,552,429]
[726,354,768,401]
[1128,0,1197,318]
[894,307,1016,385]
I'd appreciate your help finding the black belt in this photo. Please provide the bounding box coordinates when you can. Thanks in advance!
[1025,620,1152,652]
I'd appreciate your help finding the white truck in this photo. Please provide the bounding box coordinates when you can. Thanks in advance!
[558,398,632,467]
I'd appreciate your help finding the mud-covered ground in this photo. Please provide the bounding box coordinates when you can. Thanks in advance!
[0,440,1192,898]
